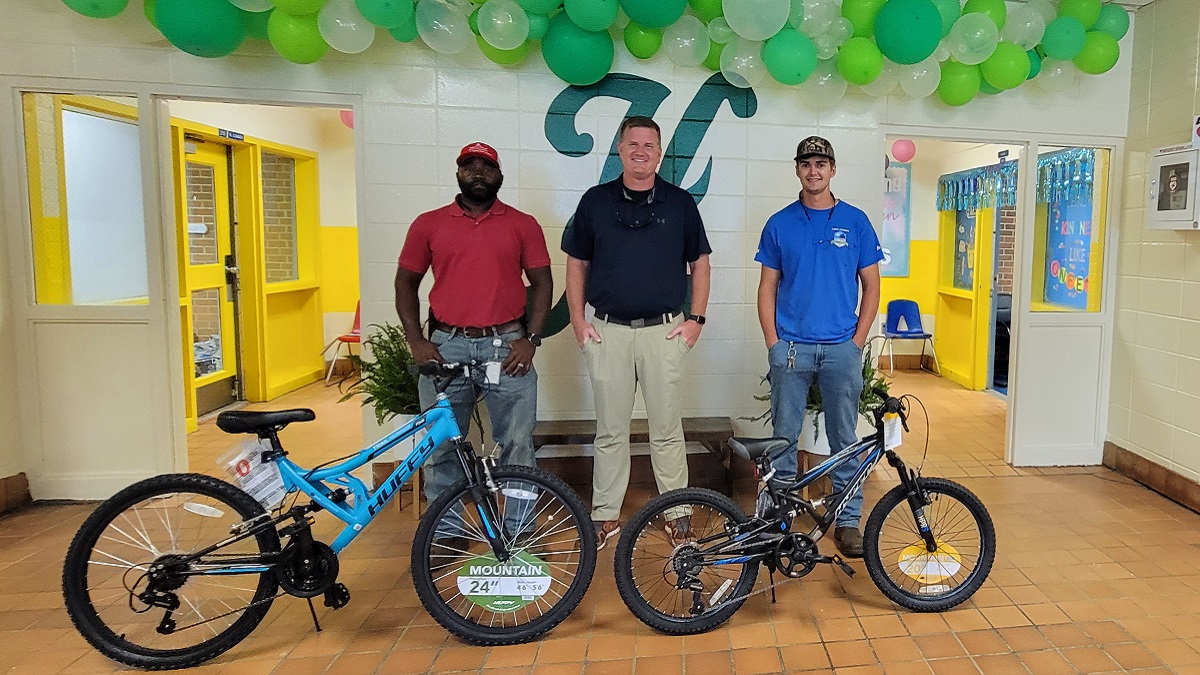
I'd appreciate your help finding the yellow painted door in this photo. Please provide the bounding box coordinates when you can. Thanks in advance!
[934,207,994,390]
[182,139,241,416]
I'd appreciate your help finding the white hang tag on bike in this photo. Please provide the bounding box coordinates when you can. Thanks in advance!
[457,552,552,611]
[220,438,287,509]
[883,413,903,450]
[484,361,502,385]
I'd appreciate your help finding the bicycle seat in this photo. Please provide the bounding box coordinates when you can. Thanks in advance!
[216,409,316,435]
[727,437,792,461]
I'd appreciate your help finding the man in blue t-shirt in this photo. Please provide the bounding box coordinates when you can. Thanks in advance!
[755,136,883,558]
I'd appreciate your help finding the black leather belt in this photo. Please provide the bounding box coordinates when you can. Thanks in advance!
[431,318,523,338]
[594,311,678,328]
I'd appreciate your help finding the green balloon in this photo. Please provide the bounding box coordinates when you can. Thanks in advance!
[1093,3,1129,40]
[619,0,685,29]
[842,0,887,38]
[762,28,817,85]
[981,41,1029,90]
[527,13,550,39]
[477,35,531,64]
[979,80,1002,94]
[702,39,725,70]
[937,60,981,106]
[64,0,128,18]
[874,0,941,65]
[143,0,156,27]
[388,13,419,41]
[272,0,326,16]
[623,22,662,59]
[689,0,722,23]
[1073,30,1119,74]
[1057,0,1101,30]
[518,0,561,13]
[541,12,613,85]
[931,0,960,36]
[156,0,245,57]
[268,10,329,63]
[244,8,272,39]
[469,6,481,34]
[1041,16,1086,60]
[564,0,617,32]
[355,0,414,29]
[962,0,1005,30]
[836,36,883,85]
[1026,48,1041,79]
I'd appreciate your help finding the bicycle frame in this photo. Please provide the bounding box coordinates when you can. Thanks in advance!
[777,433,887,534]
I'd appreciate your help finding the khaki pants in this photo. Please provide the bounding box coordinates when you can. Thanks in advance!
[584,316,690,521]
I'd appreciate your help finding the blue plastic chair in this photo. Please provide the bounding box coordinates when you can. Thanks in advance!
[882,299,940,376]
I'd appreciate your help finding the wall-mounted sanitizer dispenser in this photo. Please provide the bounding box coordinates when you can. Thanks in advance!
[1148,144,1200,230]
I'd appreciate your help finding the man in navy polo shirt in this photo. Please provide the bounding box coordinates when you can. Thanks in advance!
[563,116,712,550]
[755,136,883,558]
[395,142,552,543]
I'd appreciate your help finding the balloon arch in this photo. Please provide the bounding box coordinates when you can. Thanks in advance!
[67,0,1129,108]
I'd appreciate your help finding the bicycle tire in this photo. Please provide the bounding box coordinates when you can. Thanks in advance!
[62,473,281,670]
[411,465,596,644]
[613,488,758,634]
[863,477,995,612]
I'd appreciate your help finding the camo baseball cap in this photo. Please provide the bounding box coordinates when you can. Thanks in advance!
[795,136,836,163]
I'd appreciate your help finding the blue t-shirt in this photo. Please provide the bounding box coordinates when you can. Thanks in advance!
[755,200,884,344]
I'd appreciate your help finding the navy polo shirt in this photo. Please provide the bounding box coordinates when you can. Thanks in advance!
[562,175,711,320]
[755,200,884,344]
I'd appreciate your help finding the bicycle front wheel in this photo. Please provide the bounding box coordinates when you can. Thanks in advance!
[863,477,996,612]
[62,474,281,670]
[411,465,596,644]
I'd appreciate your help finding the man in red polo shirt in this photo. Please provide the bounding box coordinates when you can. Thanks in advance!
[395,142,552,539]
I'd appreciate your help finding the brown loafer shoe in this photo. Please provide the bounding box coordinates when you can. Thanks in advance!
[594,520,620,551]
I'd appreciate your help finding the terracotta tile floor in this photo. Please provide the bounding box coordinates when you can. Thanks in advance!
[4,372,1200,674]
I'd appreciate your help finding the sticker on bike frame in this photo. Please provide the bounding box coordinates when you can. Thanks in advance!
[219,438,287,509]
[457,551,552,612]
[884,413,903,450]
[897,540,962,585]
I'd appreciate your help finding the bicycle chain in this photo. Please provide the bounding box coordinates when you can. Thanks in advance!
[168,590,287,633]
[713,570,802,608]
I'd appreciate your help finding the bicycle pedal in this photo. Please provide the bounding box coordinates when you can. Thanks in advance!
[323,583,351,610]
[832,556,856,577]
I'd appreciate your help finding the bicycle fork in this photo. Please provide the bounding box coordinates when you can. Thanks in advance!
[887,451,938,552]
[454,443,512,562]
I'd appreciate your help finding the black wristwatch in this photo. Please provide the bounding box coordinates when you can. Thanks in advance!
[686,314,706,325]
[526,333,542,347]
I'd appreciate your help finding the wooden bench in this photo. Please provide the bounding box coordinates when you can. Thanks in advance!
[532,416,737,496]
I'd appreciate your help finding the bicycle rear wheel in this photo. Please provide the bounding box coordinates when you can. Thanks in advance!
[411,465,596,644]
[62,474,281,670]
[863,477,995,612]
[613,488,759,634]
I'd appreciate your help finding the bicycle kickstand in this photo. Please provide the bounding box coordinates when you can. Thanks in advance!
[306,597,323,633]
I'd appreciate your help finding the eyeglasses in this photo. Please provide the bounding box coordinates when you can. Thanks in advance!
[617,206,657,229]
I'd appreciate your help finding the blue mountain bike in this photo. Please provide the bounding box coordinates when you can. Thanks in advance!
[62,361,597,670]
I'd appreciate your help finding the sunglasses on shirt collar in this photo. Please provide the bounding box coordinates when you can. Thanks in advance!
[617,187,656,229]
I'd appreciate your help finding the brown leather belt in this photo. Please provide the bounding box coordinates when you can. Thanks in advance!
[431,318,524,339]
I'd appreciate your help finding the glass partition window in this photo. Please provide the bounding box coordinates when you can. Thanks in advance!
[192,288,223,377]
[1030,147,1109,313]
[185,163,218,265]
[261,151,298,283]
[22,93,148,305]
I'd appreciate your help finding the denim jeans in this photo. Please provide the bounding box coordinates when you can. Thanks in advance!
[766,339,865,528]
[419,329,538,538]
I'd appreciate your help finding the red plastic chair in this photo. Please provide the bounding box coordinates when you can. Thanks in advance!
[323,301,361,384]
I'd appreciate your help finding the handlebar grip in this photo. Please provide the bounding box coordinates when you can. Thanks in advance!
[413,361,464,378]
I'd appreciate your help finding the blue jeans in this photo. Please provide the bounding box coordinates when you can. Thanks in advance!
[766,340,865,528]
[419,329,538,538]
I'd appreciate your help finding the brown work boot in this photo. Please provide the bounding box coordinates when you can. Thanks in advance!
[664,516,695,547]
[834,526,864,559]
[594,520,620,551]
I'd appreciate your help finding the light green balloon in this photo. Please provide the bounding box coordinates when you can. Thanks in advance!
[836,36,883,85]
[619,0,685,29]
[157,0,246,57]
[477,34,531,64]
[690,0,722,23]
[541,11,613,85]
[842,0,886,38]
[702,39,725,70]
[244,8,272,38]
[268,10,329,62]
[388,12,419,41]
[1057,0,1101,30]
[1092,3,1128,40]
[932,0,960,36]
[143,0,157,27]
[271,0,326,16]
[517,0,560,13]
[1072,30,1118,74]
[1026,48,1042,78]
[1041,16,1085,60]
[962,0,1005,30]
[980,41,1029,90]
[937,59,981,105]
[468,6,481,34]
[623,21,662,59]
[527,13,549,39]
[563,0,617,32]
[355,0,414,29]
[762,27,817,85]
[64,0,129,18]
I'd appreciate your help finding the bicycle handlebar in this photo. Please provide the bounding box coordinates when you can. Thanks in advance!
[871,388,909,432]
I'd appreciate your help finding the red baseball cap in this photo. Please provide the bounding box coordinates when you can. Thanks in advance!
[457,142,500,169]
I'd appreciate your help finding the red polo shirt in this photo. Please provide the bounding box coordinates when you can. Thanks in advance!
[398,199,551,327]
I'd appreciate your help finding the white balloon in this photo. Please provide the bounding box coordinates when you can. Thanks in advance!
[665,15,710,67]
[798,60,847,108]
[318,0,377,54]
[900,56,941,98]
[814,33,838,60]
[478,0,530,51]
[788,0,805,29]
[232,0,273,11]
[1037,58,1081,93]
[1025,0,1057,25]
[416,0,473,54]
[934,39,951,62]
[720,38,767,89]
[725,0,790,41]
[707,16,735,44]
[800,0,839,37]
[1002,4,1046,51]
[948,12,999,66]
[828,17,852,45]
[861,60,900,97]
